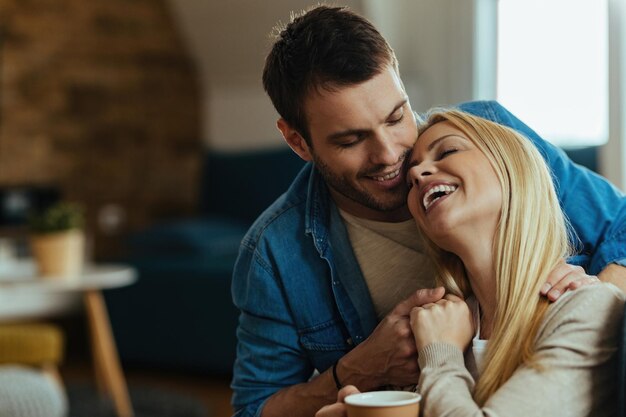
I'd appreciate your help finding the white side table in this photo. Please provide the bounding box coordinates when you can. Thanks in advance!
[0,260,137,417]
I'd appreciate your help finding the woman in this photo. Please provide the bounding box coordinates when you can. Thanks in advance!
[317,109,624,417]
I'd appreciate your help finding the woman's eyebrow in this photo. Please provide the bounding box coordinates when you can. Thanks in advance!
[426,134,462,151]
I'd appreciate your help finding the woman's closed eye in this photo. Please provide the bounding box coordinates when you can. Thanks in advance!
[438,148,458,159]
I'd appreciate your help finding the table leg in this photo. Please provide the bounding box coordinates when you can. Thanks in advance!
[84,290,134,417]
[90,321,107,398]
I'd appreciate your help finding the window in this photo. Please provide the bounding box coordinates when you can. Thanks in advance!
[497,0,608,147]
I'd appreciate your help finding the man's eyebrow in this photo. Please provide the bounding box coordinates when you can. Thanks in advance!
[406,134,463,169]
[326,98,408,142]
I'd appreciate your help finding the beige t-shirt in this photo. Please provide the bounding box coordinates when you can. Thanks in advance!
[339,209,437,319]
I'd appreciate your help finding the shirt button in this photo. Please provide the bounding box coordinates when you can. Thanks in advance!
[346,338,353,346]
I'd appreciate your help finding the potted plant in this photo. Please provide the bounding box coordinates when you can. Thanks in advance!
[29,202,85,279]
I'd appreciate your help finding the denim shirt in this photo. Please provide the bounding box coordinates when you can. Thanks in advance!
[230,101,626,417]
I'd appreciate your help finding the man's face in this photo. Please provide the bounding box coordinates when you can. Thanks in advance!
[303,65,418,222]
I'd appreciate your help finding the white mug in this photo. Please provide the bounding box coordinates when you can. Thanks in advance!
[345,391,421,417]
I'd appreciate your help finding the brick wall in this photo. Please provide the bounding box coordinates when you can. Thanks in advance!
[0,0,201,258]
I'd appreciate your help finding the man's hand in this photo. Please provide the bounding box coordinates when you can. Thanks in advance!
[336,287,445,390]
[410,294,473,352]
[598,263,626,293]
[261,287,444,417]
[315,386,360,417]
[540,259,600,301]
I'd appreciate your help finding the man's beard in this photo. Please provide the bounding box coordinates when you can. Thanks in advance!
[312,153,409,213]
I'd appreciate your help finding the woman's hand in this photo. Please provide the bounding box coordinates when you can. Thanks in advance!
[315,385,361,417]
[409,294,474,352]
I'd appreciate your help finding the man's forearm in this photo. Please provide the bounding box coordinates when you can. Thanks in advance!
[260,287,444,416]
[261,368,338,417]
[598,263,626,292]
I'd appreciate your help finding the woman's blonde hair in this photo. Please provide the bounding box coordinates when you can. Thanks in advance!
[417,109,572,405]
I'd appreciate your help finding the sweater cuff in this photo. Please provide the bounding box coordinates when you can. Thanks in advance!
[418,343,465,369]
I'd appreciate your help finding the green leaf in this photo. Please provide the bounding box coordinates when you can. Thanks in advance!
[29,202,85,234]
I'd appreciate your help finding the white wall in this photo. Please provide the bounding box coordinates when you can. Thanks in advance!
[362,0,478,114]
[166,0,363,151]
[169,0,477,151]
[602,0,626,190]
[166,0,477,151]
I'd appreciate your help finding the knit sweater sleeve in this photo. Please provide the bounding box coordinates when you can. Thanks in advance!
[417,284,624,417]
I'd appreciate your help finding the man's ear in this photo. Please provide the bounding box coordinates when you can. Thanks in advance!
[277,119,313,162]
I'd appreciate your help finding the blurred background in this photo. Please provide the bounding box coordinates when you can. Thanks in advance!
[0,1,624,416]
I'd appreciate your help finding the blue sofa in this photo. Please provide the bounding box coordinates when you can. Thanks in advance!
[105,148,305,375]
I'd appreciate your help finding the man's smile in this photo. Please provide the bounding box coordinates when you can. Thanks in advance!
[371,168,401,182]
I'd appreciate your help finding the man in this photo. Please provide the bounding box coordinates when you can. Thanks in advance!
[231,6,626,417]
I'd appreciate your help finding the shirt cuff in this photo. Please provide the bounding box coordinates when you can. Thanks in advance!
[613,258,626,268]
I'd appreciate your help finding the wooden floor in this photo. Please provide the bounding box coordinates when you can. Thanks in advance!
[62,361,234,417]
[54,313,234,417]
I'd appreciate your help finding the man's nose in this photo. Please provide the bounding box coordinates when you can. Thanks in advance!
[369,133,403,166]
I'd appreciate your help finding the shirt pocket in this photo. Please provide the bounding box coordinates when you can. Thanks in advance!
[299,319,351,371]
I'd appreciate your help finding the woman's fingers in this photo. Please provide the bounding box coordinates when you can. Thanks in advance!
[338,385,360,403]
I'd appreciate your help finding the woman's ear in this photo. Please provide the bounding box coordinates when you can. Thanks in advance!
[277,119,313,162]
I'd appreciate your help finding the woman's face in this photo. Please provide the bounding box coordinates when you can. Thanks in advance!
[406,121,502,250]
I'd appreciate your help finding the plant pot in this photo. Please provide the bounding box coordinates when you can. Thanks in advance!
[30,230,85,279]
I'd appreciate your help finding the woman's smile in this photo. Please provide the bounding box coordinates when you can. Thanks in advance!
[421,183,459,212]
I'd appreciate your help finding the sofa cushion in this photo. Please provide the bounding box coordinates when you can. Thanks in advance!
[127,217,248,258]
[200,148,305,223]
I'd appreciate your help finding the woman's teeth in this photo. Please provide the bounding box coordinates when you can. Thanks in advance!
[423,185,458,211]
[372,169,400,182]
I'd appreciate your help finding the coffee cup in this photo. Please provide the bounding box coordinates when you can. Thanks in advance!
[345,391,421,417]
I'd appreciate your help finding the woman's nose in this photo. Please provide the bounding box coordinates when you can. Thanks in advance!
[407,161,434,186]
[417,160,436,176]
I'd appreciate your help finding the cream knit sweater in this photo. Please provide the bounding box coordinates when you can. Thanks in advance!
[417,284,624,417]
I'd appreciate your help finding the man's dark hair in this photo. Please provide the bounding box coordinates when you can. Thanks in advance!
[262,5,397,143]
